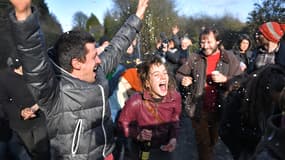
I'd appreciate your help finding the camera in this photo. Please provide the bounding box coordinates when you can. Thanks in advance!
[7,56,21,69]
[160,32,168,44]
[158,32,168,52]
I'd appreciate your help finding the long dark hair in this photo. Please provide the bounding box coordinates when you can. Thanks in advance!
[238,64,285,126]
[233,34,252,52]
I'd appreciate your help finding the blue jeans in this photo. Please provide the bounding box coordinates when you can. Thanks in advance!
[0,141,8,160]
[3,131,31,160]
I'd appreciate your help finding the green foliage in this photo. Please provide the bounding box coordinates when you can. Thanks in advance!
[33,0,62,47]
[40,13,62,47]
[71,10,106,42]
[0,0,62,69]
[106,0,179,53]
[103,10,122,41]
[0,0,62,48]
[113,0,137,20]
[141,0,179,52]
[179,15,246,50]
[4,0,285,56]
[103,0,247,52]
[103,0,285,53]
[246,0,285,39]
[33,0,49,16]
[86,13,103,41]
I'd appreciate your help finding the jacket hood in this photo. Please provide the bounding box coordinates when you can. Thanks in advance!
[47,48,84,83]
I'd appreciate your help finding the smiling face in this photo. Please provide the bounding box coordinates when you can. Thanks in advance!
[181,37,192,50]
[72,43,101,83]
[200,31,220,56]
[83,43,101,83]
[239,39,250,53]
[146,63,169,98]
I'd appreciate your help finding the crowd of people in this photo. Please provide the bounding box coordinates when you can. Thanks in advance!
[1,0,285,160]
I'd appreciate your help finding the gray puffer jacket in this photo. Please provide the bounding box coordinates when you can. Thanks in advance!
[9,7,142,160]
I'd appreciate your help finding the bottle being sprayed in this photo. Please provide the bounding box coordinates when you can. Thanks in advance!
[139,141,151,160]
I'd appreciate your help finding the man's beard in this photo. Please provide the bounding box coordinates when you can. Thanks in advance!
[202,46,219,56]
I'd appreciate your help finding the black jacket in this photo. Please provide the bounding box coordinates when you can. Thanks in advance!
[0,68,45,132]
[252,114,285,160]
[9,7,142,160]
[232,49,252,68]
[275,39,285,67]
[219,87,262,159]
[248,39,285,73]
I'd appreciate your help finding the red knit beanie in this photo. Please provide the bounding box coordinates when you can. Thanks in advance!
[259,22,285,43]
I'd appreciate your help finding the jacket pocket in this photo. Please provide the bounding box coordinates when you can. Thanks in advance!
[71,119,83,157]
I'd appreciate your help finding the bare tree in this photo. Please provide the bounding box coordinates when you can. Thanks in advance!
[72,11,88,30]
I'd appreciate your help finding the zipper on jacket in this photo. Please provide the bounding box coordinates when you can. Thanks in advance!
[98,85,108,158]
[154,103,158,136]
[71,119,83,157]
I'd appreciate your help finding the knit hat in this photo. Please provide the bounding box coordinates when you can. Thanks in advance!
[259,22,285,43]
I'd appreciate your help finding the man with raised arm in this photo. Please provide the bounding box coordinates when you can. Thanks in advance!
[8,0,149,159]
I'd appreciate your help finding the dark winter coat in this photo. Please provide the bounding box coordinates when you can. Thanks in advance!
[232,49,252,67]
[175,49,242,119]
[275,39,285,67]
[0,68,46,132]
[219,87,262,159]
[252,114,285,160]
[120,51,140,69]
[9,7,142,160]
[154,49,181,77]
[248,39,285,73]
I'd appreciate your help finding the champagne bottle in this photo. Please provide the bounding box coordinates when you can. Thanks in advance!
[139,141,151,160]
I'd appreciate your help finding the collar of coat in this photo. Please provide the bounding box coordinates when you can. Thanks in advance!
[196,49,231,64]
[142,90,177,103]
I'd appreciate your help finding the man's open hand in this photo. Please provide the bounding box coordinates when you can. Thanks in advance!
[135,0,149,20]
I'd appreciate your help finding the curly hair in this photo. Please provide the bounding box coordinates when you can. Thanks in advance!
[137,55,176,91]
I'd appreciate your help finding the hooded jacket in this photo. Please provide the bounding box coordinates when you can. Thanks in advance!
[9,7,142,160]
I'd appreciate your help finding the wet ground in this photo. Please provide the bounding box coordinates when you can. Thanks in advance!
[173,113,234,160]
